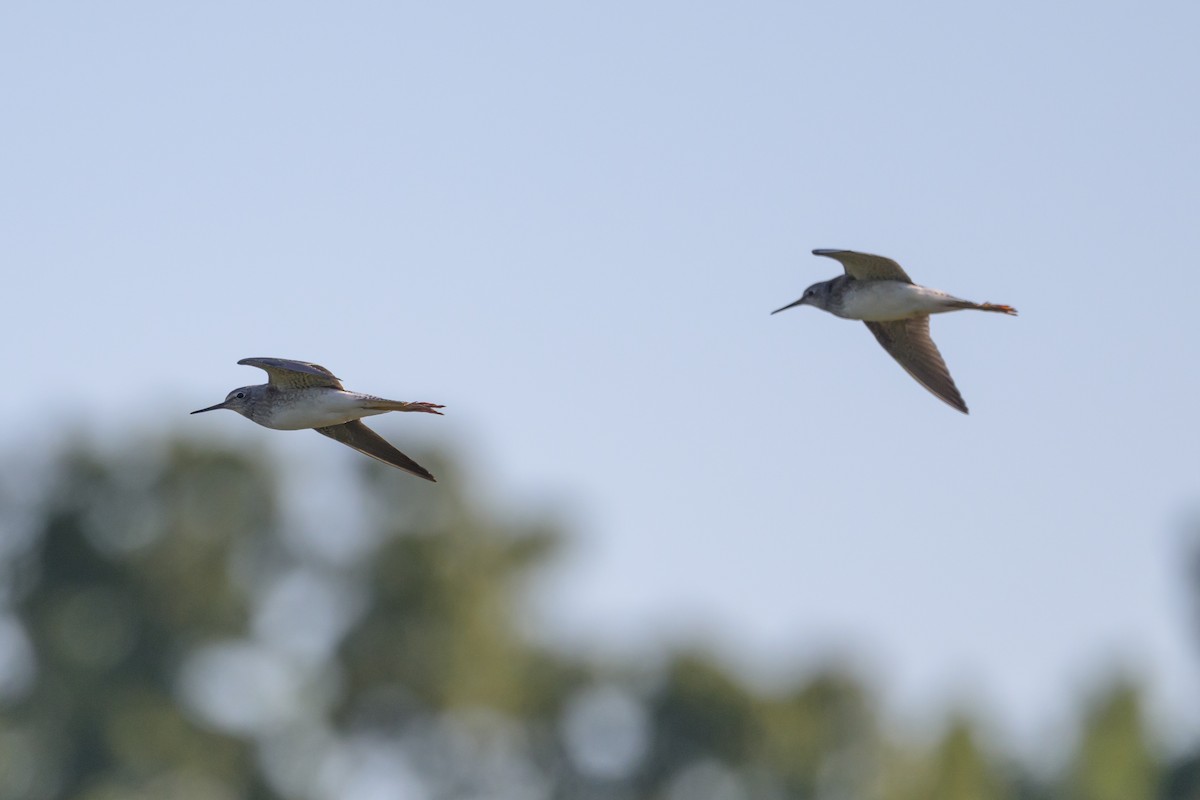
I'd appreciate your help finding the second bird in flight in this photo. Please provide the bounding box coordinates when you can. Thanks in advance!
[773,249,1017,414]
[191,357,444,481]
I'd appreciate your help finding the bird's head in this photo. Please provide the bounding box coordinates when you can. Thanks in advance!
[771,280,831,315]
[191,386,257,417]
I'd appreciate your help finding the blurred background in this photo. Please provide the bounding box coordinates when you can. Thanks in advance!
[2,2,1199,798]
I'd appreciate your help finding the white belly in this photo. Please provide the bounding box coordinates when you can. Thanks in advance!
[261,390,387,430]
[838,282,960,321]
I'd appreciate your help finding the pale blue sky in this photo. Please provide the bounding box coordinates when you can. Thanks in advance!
[3,2,1199,750]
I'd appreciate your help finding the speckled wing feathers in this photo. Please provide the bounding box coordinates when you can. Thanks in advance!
[238,357,344,389]
[314,421,436,482]
[863,318,968,414]
[813,249,913,283]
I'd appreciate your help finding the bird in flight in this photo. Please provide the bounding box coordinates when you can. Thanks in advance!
[772,249,1016,414]
[192,357,444,481]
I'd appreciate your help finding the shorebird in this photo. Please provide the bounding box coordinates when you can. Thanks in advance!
[192,357,444,481]
[772,249,1016,414]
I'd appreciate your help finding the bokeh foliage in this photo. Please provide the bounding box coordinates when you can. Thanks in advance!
[0,436,1196,799]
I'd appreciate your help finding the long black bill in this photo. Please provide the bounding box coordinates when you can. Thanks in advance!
[190,402,227,414]
[770,297,806,315]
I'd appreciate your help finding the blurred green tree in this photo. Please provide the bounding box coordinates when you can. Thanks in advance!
[0,433,1192,800]
[0,441,276,799]
[1064,680,1157,800]
[889,716,1012,800]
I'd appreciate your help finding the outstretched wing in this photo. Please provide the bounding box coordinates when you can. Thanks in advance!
[863,318,968,414]
[314,420,437,481]
[813,249,913,283]
[238,357,344,389]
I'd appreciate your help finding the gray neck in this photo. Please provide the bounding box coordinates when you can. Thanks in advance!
[237,385,273,419]
[814,275,853,314]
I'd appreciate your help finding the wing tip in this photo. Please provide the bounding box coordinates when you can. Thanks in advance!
[396,465,438,482]
[928,386,969,415]
[932,382,969,415]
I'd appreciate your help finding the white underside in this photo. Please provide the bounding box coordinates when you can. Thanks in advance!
[260,390,389,430]
[837,282,964,321]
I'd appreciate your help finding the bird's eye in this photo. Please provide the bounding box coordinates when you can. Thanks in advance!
[235,392,245,399]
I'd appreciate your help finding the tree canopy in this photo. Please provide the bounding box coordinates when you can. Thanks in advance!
[0,435,1195,799]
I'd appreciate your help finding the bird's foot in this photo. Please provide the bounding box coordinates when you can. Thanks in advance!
[407,402,445,415]
[980,303,1018,316]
